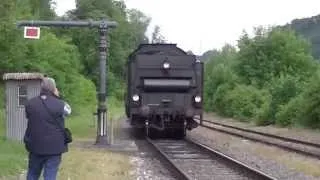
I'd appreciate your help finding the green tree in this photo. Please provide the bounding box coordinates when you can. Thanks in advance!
[203,44,238,111]
[236,27,316,87]
[276,70,320,128]
[127,9,151,44]
[29,0,56,19]
[64,0,151,98]
[203,26,320,127]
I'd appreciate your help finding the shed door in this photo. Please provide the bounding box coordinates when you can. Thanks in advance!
[6,80,41,141]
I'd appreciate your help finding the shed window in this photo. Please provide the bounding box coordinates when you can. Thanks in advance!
[18,85,28,106]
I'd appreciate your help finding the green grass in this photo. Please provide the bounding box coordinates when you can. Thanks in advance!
[0,96,124,179]
[67,97,124,139]
[66,105,97,139]
[0,138,27,178]
[0,107,27,178]
[57,145,131,180]
[0,85,27,178]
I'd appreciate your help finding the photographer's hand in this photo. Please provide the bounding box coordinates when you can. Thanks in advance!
[54,88,60,97]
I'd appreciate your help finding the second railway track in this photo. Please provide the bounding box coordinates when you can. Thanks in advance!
[146,137,276,180]
[198,119,320,159]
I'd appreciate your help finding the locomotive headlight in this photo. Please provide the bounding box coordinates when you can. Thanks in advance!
[163,62,170,69]
[132,94,140,102]
[194,96,201,103]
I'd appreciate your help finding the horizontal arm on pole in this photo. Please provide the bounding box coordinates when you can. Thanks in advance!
[16,20,118,28]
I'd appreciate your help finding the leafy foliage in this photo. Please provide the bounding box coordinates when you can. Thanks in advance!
[204,45,238,111]
[266,75,303,121]
[0,0,153,178]
[204,26,320,128]
[58,0,151,98]
[0,0,152,114]
[223,84,271,125]
[276,70,320,128]
[236,27,315,87]
[284,14,320,59]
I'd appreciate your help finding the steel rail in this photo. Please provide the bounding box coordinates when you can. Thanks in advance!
[197,119,320,159]
[200,119,320,148]
[146,137,193,180]
[146,137,276,180]
[186,138,277,180]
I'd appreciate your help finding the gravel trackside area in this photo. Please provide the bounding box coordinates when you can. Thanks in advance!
[120,114,320,180]
[125,117,319,180]
[203,113,320,145]
[128,141,176,180]
[113,119,177,180]
[187,125,320,180]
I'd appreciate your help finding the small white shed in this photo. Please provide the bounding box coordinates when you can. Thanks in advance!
[3,73,44,141]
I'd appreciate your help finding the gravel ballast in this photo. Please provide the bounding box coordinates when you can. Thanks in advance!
[203,113,320,145]
[115,116,320,180]
[187,126,320,180]
[200,121,320,159]
[128,142,176,180]
[114,119,177,180]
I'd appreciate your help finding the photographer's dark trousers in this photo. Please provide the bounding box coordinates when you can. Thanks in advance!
[26,153,61,180]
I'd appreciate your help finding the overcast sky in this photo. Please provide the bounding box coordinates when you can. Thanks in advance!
[54,0,320,55]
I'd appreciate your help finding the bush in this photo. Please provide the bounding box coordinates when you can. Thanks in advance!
[266,74,303,121]
[236,27,316,87]
[212,83,234,116]
[223,84,271,124]
[275,95,303,127]
[61,75,97,114]
[202,27,320,128]
[204,44,238,111]
[107,71,125,100]
[295,71,320,128]
[204,63,238,111]
[276,71,320,128]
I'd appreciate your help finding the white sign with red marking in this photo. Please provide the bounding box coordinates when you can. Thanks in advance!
[24,26,40,39]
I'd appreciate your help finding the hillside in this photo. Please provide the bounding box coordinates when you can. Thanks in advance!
[284,14,320,59]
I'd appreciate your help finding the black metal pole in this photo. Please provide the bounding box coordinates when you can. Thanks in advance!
[200,61,204,125]
[95,21,108,145]
[16,20,118,145]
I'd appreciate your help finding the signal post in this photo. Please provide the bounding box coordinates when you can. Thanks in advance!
[17,20,118,146]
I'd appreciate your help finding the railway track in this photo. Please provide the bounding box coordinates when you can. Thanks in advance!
[146,137,276,180]
[197,119,320,159]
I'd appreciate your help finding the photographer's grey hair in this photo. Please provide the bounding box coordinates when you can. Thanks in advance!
[41,77,56,93]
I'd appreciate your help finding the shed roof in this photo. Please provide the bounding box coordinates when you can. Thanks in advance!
[3,72,44,80]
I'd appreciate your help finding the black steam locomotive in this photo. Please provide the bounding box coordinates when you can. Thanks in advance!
[125,43,203,138]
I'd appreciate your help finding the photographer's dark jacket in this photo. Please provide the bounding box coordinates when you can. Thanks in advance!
[23,90,71,155]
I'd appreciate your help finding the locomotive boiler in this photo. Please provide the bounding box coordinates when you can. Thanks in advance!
[125,43,203,138]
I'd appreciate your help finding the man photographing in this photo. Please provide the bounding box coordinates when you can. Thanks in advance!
[23,77,72,180]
